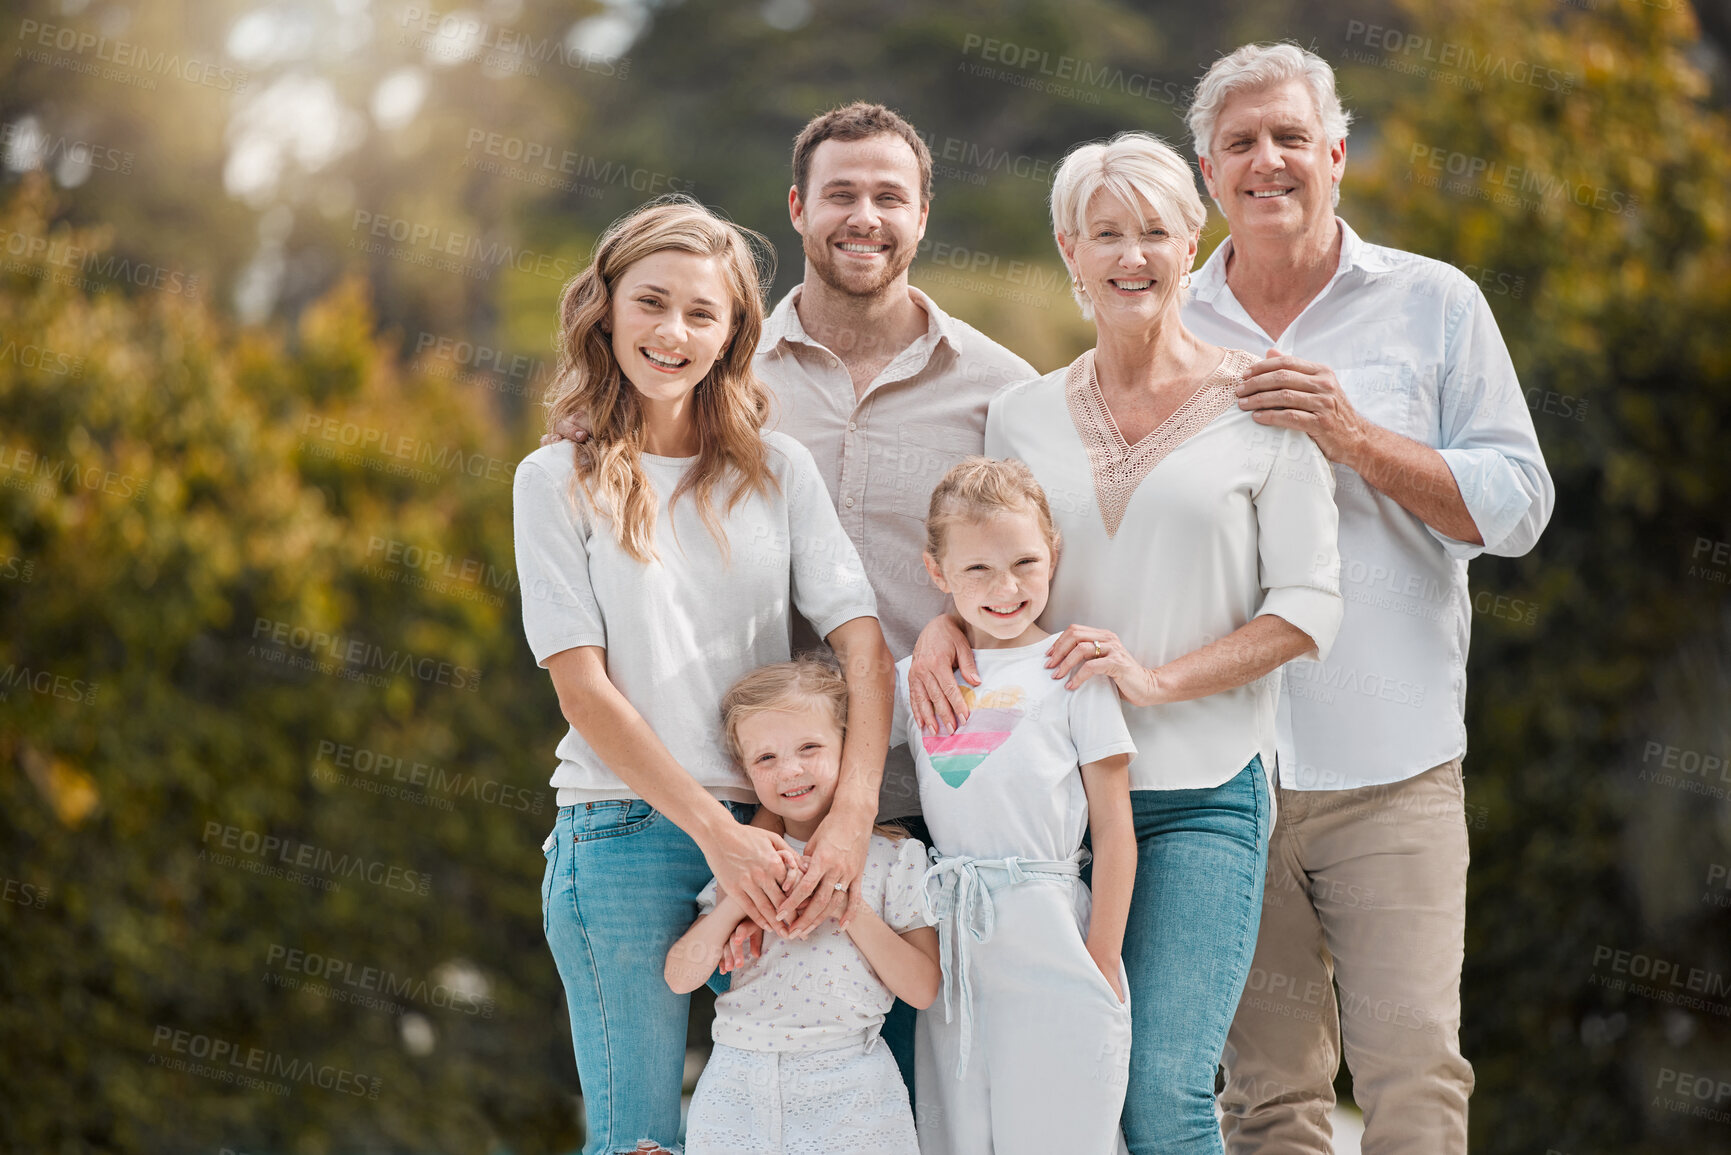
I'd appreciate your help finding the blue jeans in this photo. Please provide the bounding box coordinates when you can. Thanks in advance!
[541,798,754,1155]
[1122,757,1271,1155]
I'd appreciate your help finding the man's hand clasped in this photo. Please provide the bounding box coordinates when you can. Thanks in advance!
[1236,347,1369,464]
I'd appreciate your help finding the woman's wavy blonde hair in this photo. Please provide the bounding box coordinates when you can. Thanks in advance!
[546,195,777,563]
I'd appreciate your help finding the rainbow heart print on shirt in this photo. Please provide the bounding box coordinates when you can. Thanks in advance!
[921,684,1025,787]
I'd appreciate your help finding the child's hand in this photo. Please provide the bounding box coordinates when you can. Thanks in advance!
[720,920,761,974]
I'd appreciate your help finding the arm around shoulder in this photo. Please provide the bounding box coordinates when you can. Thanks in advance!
[1253,427,1344,662]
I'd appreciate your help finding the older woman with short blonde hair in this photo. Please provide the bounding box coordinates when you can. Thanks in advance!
[909,132,1343,1154]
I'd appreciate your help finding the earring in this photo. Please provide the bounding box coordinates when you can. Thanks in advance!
[1180,271,1192,290]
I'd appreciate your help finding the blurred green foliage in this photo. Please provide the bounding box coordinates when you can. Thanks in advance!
[0,177,575,1152]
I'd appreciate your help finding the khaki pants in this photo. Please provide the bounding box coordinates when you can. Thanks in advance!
[1219,759,1474,1155]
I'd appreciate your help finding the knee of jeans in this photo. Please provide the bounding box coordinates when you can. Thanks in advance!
[1127,1052,1219,1115]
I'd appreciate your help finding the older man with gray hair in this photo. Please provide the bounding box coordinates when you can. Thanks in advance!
[1180,42,1553,1155]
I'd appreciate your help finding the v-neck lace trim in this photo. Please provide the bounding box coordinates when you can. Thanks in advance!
[1065,347,1253,538]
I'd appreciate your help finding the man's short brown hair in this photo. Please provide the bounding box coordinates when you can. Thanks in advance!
[791,102,933,206]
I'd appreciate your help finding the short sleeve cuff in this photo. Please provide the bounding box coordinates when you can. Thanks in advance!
[1433,448,1533,560]
[527,628,607,668]
[1257,586,1345,663]
[804,605,881,644]
[695,877,719,915]
[1076,739,1138,767]
[883,837,937,932]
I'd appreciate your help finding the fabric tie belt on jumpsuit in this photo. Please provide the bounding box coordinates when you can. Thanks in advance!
[918,850,1089,1078]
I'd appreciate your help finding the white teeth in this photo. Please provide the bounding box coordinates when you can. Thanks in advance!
[1250,189,1291,198]
[987,603,1022,614]
[837,242,884,252]
[643,349,687,367]
[1114,281,1152,290]
[782,786,813,798]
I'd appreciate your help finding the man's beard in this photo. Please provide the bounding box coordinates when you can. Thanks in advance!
[802,230,914,299]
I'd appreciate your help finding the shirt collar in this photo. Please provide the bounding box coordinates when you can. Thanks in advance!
[1191,216,1391,307]
[761,282,958,364]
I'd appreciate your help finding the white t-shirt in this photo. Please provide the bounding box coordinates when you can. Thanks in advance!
[697,833,934,1052]
[891,641,1137,861]
[512,432,879,806]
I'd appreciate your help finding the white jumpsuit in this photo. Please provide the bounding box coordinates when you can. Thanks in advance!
[893,641,1138,1155]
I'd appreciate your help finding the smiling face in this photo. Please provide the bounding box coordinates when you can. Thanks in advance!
[1198,77,1345,244]
[736,703,843,839]
[924,509,1055,649]
[790,133,928,299]
[607,249,735,415]
[1059,188,1198,331]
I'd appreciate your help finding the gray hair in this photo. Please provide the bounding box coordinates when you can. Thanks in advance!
[1049,132,1206,319]
[1187,43,1352,207]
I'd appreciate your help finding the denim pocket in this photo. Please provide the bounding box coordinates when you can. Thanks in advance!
[539,833,557,937]
[571,799,659,843]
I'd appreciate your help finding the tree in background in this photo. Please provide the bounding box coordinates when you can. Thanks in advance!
[0,175,579,1154]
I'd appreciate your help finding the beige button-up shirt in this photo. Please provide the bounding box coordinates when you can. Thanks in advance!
[757,285,1037,818]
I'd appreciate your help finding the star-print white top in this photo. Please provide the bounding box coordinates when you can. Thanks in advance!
[697,833,934,1052]
[893,641,1137,861]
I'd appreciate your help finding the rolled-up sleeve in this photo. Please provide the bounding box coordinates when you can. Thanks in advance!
[1432,287,1555,560]
[780,440,880,640]
[512,459,606,666]
[1253,426,1344,662]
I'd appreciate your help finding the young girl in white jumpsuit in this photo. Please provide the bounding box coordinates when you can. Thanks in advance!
[667,659,943,1155]
[893,457,1137,1155]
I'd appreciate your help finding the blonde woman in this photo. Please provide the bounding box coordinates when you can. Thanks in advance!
[907,134,1343,1153]
[513,196,892,1154]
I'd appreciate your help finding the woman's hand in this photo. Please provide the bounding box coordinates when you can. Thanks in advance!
[908,613,978,735]
[703,822,802,931]
[1045,625,1167,707]
[779,805,872,936]
[716,856,802,973]
[538,412,590,447]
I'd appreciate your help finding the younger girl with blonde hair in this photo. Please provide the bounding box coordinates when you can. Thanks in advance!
[670,658,939,1154]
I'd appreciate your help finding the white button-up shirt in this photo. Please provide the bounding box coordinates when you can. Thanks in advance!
[1183,218,1555,791]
